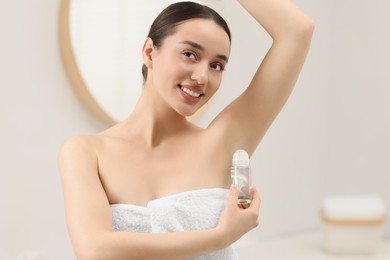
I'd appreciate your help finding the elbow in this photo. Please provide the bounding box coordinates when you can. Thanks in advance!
[76,249,107,260]
[297,18,315,42]
[75,247,100,260]
[303,18,315,37]
[287,19,315,46]
[273,19,315,44]
[73,237,108,260]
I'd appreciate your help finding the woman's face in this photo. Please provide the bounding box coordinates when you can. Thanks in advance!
[147,18,231,117]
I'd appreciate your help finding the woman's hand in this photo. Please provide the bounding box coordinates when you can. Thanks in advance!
[216,184,261,246]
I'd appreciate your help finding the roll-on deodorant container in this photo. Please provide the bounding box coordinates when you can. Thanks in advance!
[231,149,252,205]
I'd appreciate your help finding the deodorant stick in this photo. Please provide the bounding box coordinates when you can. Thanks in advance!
[231,149,252,205]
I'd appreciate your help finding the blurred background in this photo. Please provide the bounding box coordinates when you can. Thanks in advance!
[0,0,389,259]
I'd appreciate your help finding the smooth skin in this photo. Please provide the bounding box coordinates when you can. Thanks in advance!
[59,0,314,259]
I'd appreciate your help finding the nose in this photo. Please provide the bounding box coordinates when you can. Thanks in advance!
[190,63,209,85]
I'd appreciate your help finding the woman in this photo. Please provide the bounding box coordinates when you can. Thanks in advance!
[59,0,314,259]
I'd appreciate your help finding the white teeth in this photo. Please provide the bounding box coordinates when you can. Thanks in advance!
[181,87,201,98]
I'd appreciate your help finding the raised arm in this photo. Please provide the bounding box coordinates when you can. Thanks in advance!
[58,136,259,260]
[208,0,315,156]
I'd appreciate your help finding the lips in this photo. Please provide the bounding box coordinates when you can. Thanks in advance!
[178,84,204,103]
[181,86,201,98]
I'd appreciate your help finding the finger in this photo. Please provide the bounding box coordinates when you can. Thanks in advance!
[228,184,239,205]
[250,186,261,209]
[229,184,238,198]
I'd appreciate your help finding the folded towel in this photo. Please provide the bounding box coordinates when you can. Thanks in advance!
[111,188,238,260]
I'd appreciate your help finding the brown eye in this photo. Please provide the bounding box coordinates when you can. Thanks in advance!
[210,63,224,71]
[183,51,196,60]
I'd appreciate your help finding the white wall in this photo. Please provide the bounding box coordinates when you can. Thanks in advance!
[0,0,389,259]
[313,0,390,237]
[0,1,104,259]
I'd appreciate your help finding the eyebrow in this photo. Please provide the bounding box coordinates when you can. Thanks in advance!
[179,40,229,62]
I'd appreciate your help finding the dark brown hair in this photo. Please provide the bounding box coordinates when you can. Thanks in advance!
[142,1,231,81]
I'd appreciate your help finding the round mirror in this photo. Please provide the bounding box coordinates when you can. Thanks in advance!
[59,0,224,126]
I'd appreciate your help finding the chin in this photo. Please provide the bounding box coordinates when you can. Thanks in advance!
[181,110,196,118]
[176,107,198,118]
[174,103,204,118]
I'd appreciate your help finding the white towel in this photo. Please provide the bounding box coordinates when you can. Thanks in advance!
[111,188,238,260]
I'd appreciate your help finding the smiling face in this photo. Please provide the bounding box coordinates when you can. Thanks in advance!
[143,18,231,117]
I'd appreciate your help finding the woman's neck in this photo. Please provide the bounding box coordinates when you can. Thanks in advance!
[122,88,190,148]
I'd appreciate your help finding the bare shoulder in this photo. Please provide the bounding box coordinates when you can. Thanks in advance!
[58,134,103,178]
[59,134,98,158]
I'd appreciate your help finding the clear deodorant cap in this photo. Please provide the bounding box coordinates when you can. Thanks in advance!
[231,149,252,206]
[232,149,250,167]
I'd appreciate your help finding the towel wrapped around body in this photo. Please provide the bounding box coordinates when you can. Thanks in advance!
[110,188,238,260]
